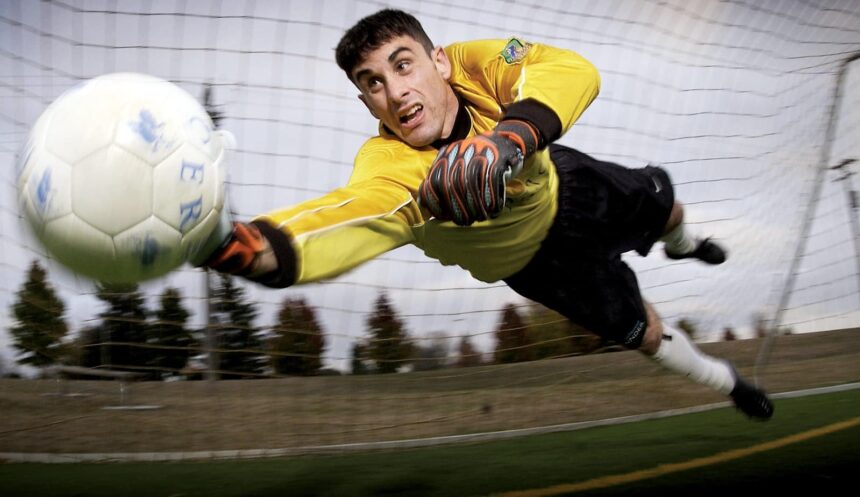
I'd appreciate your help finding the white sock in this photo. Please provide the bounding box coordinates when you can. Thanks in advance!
[651,325,736,395]
[661,223,697,255]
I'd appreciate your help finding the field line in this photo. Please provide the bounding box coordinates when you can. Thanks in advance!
[487,416,860,497]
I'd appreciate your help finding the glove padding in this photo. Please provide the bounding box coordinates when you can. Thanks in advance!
[202,221,270,276]
[419,132,524,226]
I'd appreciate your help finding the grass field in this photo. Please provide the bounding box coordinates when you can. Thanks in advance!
[0,331,860,453]
[0,330,858,455]
[0,389,857,497]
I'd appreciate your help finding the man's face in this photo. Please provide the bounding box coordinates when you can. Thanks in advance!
[351,35,457,148]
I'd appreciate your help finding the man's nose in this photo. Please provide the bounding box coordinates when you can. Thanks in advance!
[388,78,410,103]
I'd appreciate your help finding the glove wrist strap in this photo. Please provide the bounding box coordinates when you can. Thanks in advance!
[502,98,562,147]
[495,119,539,157]
[248,220,298,288]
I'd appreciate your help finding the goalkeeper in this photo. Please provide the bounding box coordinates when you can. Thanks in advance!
[201,9,773,419]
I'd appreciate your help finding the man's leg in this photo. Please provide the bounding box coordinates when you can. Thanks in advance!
[661,202,727,264]
[639,301,774,419]
[510,147,768,416]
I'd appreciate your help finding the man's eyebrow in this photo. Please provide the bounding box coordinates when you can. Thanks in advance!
[353,68,372,84]
[353,46,415,84]
[388,46,413,62]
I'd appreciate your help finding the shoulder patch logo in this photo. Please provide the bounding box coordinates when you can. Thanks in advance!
[501,38,531,64]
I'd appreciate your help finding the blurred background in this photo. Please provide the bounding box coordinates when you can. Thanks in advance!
[0,0,858,460]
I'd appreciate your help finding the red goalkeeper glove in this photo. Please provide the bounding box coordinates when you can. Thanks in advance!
[419,120,539,226]
[203,222,270,276]
[198,220,296,288]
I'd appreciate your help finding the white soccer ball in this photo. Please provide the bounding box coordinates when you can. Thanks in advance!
[17,73,231,283]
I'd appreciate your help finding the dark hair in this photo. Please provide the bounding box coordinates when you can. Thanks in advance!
[335,9,434,82]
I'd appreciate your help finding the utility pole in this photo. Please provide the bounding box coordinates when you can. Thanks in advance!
[830,158,860,303]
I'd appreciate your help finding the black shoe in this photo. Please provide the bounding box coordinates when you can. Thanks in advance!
[729,368,774,420]
[665,238,727,265]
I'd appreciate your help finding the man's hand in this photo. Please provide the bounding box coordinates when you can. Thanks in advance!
[418,120,538,226]
[201,222,275,278]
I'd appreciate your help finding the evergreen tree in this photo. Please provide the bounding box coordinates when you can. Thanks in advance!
[210,273,261,379]
[494,304,533,363]
[350,341,371,375]
[72,325,103,369]
[527,305,573,359]
[9,260,68,367]
[411,332,449,371]
[149,287,194,378]
[366,292,411,374]
[527,305,601,358]
[456,335,481,367]
[95,281,149,374]
[270,297,326,376]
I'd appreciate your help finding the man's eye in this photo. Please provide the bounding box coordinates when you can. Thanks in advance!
[396,61,411,72]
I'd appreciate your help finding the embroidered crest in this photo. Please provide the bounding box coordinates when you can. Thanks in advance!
[501,38,531,64]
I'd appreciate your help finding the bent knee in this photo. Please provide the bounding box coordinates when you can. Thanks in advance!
[663,202,684,235]
[637,323,663,355]
[629,303,663,355]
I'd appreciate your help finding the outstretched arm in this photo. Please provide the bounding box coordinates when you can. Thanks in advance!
[200,144,426,287]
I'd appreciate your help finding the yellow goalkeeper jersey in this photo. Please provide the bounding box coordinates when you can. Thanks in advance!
[256,39,600,284]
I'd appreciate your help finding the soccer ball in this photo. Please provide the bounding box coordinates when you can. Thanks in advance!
[17,73,232,283]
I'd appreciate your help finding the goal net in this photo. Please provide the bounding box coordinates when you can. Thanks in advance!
[0,0,858,458]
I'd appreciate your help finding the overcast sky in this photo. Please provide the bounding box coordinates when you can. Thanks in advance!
[1,0,859,374]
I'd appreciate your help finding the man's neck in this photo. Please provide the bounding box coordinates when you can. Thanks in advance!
[431,93,471,149]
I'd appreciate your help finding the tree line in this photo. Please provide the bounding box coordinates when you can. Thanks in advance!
[11,260,761,380]
[8,261,326,379]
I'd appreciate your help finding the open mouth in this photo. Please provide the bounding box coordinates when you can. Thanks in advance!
[399,104,423,126]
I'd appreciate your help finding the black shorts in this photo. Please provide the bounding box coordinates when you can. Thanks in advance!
[504,144,674,348]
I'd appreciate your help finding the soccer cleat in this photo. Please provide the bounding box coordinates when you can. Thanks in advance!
[665,237,727,265]
[729,368,774,420]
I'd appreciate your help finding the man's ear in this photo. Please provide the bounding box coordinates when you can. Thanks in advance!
[432,46,452,80]
[358,94,379,119]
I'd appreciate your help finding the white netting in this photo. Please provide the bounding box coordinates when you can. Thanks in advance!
[0,0,858,454]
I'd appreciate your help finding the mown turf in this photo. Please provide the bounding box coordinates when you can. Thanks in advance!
[2,330,858,454]
[1,389,857,497]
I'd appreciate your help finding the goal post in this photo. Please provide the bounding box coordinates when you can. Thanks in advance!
[0,0,859,456]
[756,52,860,382]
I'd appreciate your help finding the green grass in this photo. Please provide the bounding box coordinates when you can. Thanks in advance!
[1,389,858,497]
